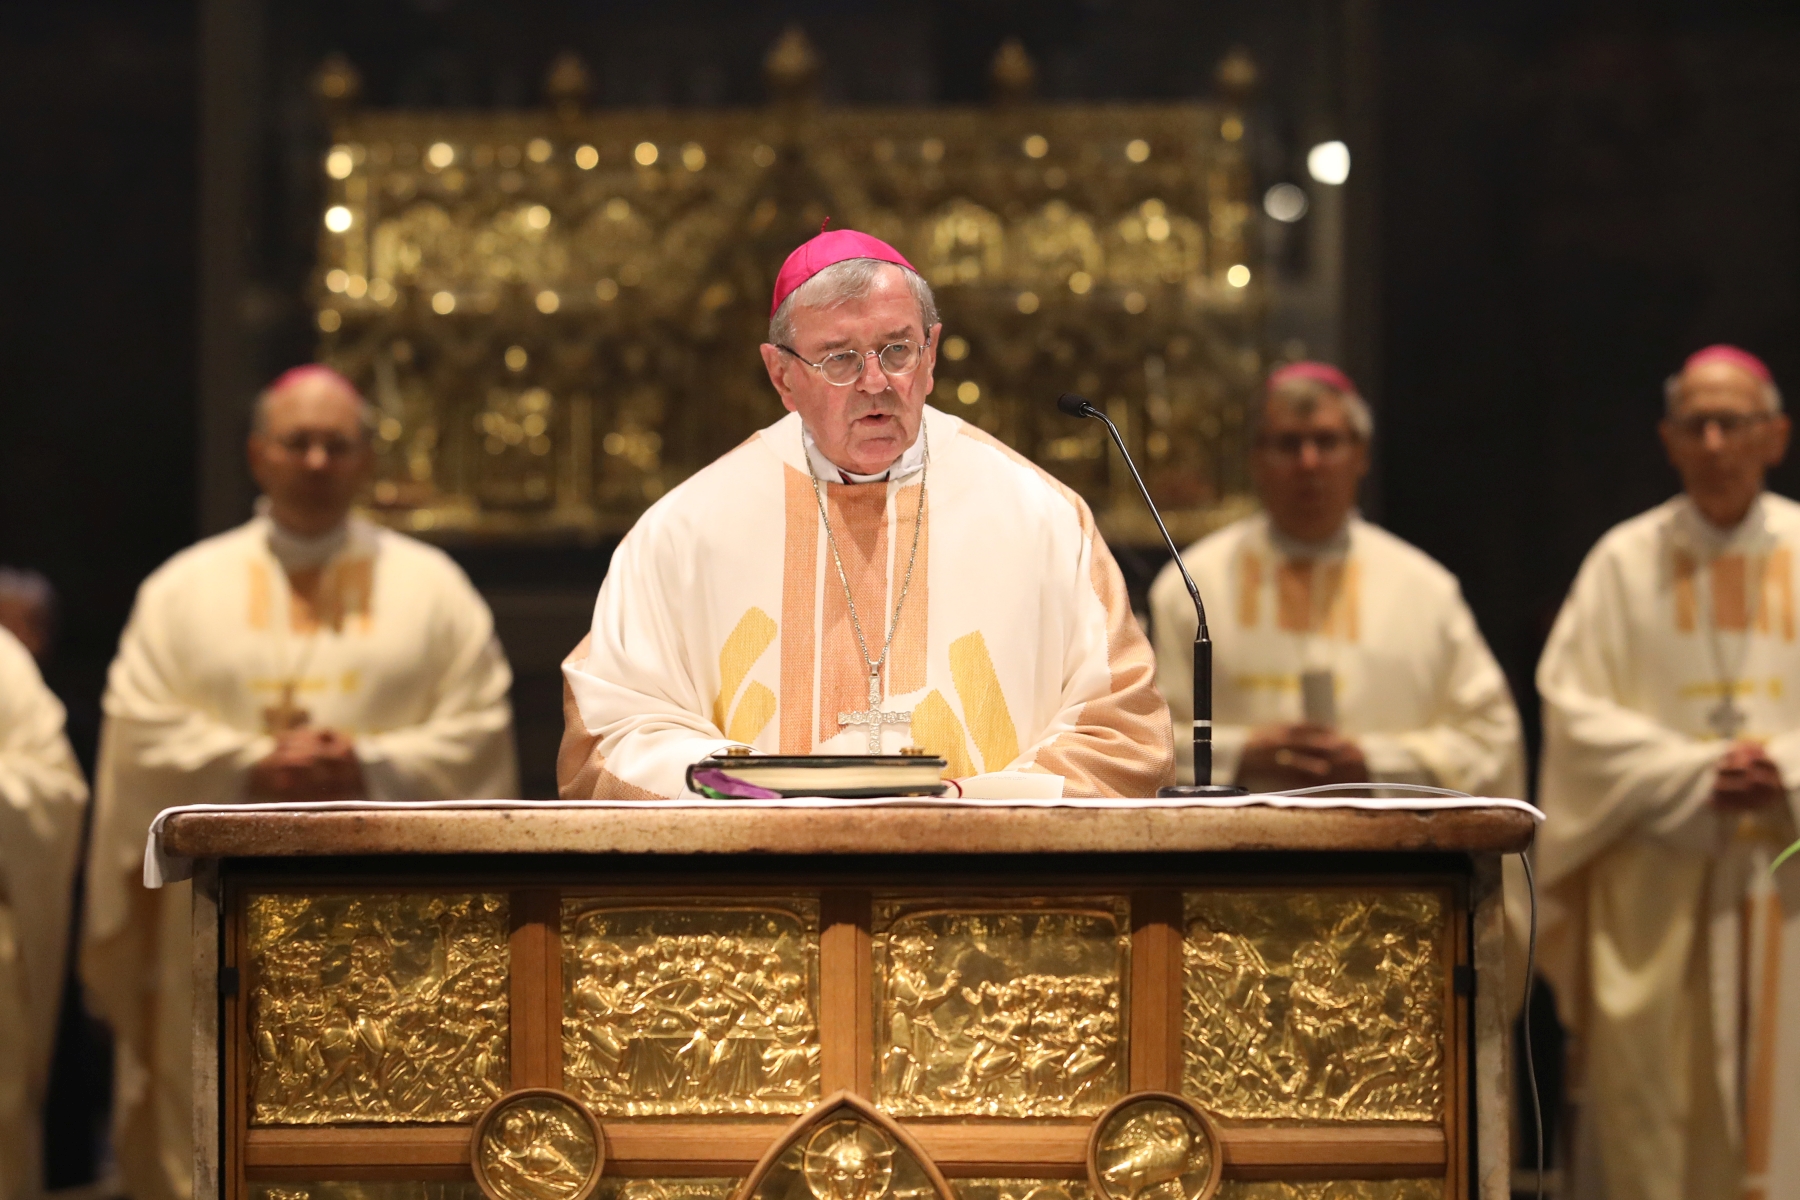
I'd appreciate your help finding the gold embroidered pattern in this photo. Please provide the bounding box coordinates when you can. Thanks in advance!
[949,631,1020,773]
[713,607,778,735]
[911,690,976,779]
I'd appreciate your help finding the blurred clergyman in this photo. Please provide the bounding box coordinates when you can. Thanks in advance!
[1150,362,1523,795]
[1538,345,1800,1199]
[0,623,86,1200]
[82,366,518,1200]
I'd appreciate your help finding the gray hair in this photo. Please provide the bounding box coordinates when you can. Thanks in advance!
[1256,372,1374,441]
[1663,372,1783,415]
[768,258,940,347]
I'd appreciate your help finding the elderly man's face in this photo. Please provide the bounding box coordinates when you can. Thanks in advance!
[248,375,373,536]
[759,265,940,476]
[1660,360,1790,529]
[1251,391,1369,543]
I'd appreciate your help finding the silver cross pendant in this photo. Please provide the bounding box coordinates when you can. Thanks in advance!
[838,670,912,753]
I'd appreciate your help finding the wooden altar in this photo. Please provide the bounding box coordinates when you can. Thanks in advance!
[162,802,1532,1200]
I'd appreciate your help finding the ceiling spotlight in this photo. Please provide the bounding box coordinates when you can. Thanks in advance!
[1306,140,1350,186]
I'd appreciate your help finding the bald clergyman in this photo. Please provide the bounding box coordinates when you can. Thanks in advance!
[83,366,519,1200]
[560,230,1174,797]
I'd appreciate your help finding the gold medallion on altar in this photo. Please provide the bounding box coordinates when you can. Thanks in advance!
[471,1089,605,1200]
[1087,1092,1223,1200]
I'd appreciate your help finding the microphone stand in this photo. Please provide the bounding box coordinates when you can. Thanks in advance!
[1057,393,1246,798]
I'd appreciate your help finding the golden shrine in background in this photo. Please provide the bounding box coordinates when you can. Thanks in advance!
[311,31,1264,544]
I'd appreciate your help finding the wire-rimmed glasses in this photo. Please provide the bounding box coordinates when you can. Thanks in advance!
[777,336,931,386]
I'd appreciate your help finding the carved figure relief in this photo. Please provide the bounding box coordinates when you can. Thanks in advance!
[251,1185,484,1200]
[873,899,1128,1117]
[1214,1185,1441,1200]
[953,1183,1093,1200]
[741,1093,953,1200]
[1181,892,1445,1122]
[1087,1095,1221,1200]
[560,899,821,1115]
[246,893,509,1124]
[472,1090,603,1200]
[593,1181,740,1200]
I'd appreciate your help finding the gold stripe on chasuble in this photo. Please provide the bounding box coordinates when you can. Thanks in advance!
[817,483,893,744]
[247,560,272,630]
[1743,889,1785,1188]
[887,480,930,695]
[1237,549,1262,628]
[712,607,777,734]
[780,467,820,753]
[1769,546,1795,640]
[1674,550,1699,632]
[1714,553,1750,630]
[912,689,976,778]
[949,631,1020,772]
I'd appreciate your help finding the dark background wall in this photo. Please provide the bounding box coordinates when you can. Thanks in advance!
[6,0,1800,1185]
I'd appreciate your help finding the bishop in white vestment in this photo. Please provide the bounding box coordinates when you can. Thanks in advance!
[1151,362,1523,795]
[561,230,1174,798]
[0,626,86,1200]
[82,368,518,1200]
[1539,346,1800,1200]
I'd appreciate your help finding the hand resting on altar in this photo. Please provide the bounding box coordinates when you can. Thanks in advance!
[1237,723,1370,793]
[249,725,365,800]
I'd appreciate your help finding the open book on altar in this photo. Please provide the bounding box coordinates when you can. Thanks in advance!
[687,751,948,798]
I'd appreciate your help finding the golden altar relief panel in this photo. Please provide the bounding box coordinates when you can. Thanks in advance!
[1089,1095,1221,1200]
[472,1090,603,1200]
[873,898,1129,1117]
[1215,1184,1441,1200]
[1181,892,1445,1122]
[251,1185,483,1200]
[311,37,1263,545]
[742,1096,952,1200]
[246,893,509,1124]
[560,897,821,1115]
[954,1183,1092,1200]
[593,1182,740,1200]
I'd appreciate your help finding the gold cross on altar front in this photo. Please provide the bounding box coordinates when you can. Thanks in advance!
[838,671,911,752]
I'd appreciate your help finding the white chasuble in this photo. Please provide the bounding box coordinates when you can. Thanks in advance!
[1539,493,1800,1200]
[0,627,86,1200]
[1150,513,1525,794]
[82,515,518,1200]
[560,406,1175,799]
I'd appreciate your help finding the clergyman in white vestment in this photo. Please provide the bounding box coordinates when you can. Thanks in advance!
[1150,362,1524,796]
[82,367,518,1200]
[560,229,1175,799]
[1538,345,1800,1200]
[0,625,86,1200]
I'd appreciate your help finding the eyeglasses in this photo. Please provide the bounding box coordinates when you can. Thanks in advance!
[778,336,930,386]
[1668,411,1771,440]
[1257,431,1358,460]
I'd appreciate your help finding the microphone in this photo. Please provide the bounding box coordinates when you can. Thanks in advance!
[1057,393,1245,797]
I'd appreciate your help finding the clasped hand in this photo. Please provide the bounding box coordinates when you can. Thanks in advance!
[1709,739,1787,813]
[1238,723,1369,792]
[249,726,364,800]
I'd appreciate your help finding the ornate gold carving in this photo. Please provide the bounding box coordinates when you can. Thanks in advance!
[1182,891,1446,1122]
[314,41,1260,545]
[954,1183,1093,1200]
[1087,1094,1221,1200]
[593,1182,741,1200]
[246,892,509,1124]
[742,1093,953,1200]
[560,898,821,1115]
[873,898,1128,1117]
[1215,1185,1442,1200]
[251,1185,483,1200]
[472,1090,603,1200]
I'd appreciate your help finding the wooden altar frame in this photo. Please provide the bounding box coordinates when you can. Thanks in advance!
[172,804,1529,1200]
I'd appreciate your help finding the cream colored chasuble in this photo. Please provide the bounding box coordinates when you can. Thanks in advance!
[1150,513,1524,794]
[0,627,86,1200]
[82,514,518,1200]
[560,405,1174,799]
[1539,493,1800,1200]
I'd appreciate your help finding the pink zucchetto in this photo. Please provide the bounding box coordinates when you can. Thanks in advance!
[1268,360,1359,397]
[1682,344,1772,385]
[266,364,362,397]
[770,228,916,317]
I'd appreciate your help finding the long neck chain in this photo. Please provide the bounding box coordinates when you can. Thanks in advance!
[807,428,930,692]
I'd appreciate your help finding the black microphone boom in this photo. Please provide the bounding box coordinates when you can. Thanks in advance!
[1056,392,1245,798]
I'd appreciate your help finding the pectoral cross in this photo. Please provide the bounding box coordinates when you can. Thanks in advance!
[1708,694,1747,739]
[838,671,912,753]
[262,681,311,734]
